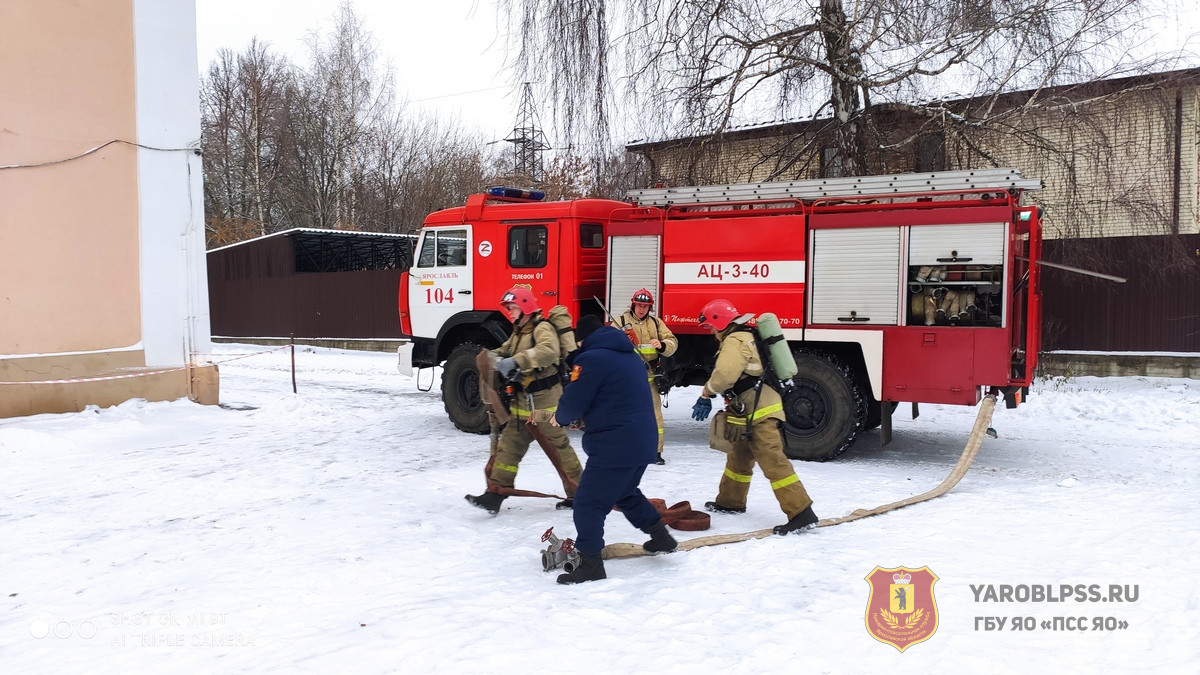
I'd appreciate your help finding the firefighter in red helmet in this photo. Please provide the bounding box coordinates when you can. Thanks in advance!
[465,286,584,514]
[691,298,819,534]
[618,288,678,464]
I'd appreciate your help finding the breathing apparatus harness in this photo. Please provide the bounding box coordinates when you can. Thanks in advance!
[720,313,798,441]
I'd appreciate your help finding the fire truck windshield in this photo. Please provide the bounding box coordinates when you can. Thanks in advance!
[416,229,467,267]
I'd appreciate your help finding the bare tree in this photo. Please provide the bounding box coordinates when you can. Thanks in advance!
[500,0,1187,175]
[356,109,414,233]
[278,2,394,230]
[528,149,647,200]
[201,48,241,243]
[235,41,291,235]
[396,119,498,221]
[201,41,294,246]
[357,111,498,233]
[592,148,648,199]
[200,2,612,248]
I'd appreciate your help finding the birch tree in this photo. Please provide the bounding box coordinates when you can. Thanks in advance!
[500,0,1185,176]
[201,40,292,244]
[283,3,394,229]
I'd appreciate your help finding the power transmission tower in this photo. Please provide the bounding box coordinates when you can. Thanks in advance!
[505,82,550,186]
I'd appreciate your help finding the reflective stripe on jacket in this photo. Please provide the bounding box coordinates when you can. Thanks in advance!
[619,311,678,363]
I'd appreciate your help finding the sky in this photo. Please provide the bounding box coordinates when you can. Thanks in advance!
[193,1,1200,150]
[194,0,518,143]
[189,0,1200,149]
[3,343,1199,671]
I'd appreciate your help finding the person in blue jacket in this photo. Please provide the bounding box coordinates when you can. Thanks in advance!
[550,314,677,584]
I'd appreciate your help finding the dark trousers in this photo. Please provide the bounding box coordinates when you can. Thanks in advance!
[572,464,659,554]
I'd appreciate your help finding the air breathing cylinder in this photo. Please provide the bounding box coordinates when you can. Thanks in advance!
[754,313,797,380]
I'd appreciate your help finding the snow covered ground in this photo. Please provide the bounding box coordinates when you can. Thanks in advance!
[3,344,1198,672]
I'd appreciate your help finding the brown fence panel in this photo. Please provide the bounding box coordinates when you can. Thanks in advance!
[207,231,410,339]
[1041,234,1200,352]
[291,270,403,338]
[208,276,296,337]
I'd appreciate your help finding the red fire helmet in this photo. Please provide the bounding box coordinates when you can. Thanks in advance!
[697,298,740,332]
[631,288,654,306]
[500,286,540,315]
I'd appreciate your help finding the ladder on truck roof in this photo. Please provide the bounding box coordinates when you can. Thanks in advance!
[626,168,1042,206]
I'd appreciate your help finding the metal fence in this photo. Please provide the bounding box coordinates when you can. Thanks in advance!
[208,229,417,339]
[1040,234,1200,352]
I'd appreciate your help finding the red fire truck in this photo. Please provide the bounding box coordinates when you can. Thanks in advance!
[398,169,1042,461]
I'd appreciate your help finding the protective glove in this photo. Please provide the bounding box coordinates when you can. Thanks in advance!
[496,357,520,382]
[691,396,712,421]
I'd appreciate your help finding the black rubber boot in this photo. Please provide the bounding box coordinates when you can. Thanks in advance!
[464,491,506,514]
[557,552,606,584]
[555,499,574,510]
[655,454,666,466]
[704,501,746,514]
[773,505,819,535]
[642,521,678,554]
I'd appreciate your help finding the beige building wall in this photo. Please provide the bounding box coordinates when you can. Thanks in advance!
[964,85,1199,240]
[0,0,216,417]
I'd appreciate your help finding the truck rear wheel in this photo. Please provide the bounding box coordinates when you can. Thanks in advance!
[781,350,866,461]
[442,343,489,434]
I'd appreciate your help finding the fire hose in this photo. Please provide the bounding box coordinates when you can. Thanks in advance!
[541,393,998,568]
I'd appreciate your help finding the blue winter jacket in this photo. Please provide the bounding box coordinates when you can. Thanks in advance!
[554,325,658,468]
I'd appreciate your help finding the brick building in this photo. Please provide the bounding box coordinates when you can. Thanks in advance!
[627,69,1200,354]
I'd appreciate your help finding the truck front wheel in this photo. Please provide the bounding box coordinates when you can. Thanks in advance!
[442,343,489,434]
[781,350,866,461]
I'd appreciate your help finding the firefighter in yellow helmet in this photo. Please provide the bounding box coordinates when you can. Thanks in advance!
[465,287,584,514]
[618,288,678,464]
[691,298,818,534]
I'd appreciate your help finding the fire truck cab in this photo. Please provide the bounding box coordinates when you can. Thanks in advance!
[400,188,627,429]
